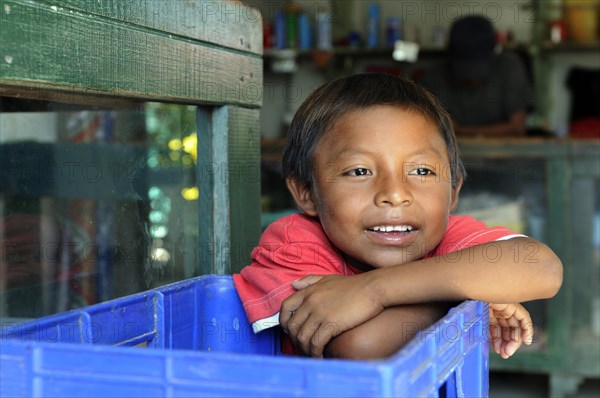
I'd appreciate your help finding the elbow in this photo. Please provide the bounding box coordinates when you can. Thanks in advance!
[324,329,394,360]
[538,244,563,299]
[545,258,563,299]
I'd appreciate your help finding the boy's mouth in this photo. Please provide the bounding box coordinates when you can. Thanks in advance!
[367,225,415,233]
[366,224,417,245]
[365,223,418,246]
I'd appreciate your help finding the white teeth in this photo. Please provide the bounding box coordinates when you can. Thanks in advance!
[371,225,414,232]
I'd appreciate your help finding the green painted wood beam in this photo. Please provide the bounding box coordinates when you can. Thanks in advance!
[196,105,261,275]
[46,0,263,56]
[0,0,262,107]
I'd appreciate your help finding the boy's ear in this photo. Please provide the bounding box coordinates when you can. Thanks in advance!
[449,177,463,212]
[286,177,318,217]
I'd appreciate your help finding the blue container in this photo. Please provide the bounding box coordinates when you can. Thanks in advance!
[367,3,381,48]
[298,13,312,50]
[386,17,402,47]
[274,10,286,49]
[0,275,489,397]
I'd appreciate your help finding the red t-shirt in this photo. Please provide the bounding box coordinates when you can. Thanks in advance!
[233,213,522,349]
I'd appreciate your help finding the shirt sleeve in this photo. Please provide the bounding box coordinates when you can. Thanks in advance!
[426,215,526,258]
[233,214,350,333]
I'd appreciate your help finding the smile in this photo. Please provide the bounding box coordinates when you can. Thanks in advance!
[369,225,414,232]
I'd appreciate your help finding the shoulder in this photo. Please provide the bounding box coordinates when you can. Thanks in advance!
[431,215,524,255]
[446,214,487,230]
[498,51,523,64]
[446,214,521,239]
[493,51,527,74]
[252,213,346,273]
[496,51,523,65]
[259,213,329,245]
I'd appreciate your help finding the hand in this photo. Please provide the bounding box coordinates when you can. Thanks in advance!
[279,274,385,358]
[489,303,534,359]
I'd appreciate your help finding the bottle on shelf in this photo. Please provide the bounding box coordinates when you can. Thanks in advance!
[366,2,381,48]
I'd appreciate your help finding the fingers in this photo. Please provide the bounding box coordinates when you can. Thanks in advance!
[489,303,534,359]
[522,322,534,345]
[488,316,502,355]
[279,288,331,358]
[500,302,534,346]
[279,290,305,332]
[285,307,310,347]
[292,275,324,290]
[490,326,502,355]
[293,315,340,358]
[280,275,325,333]
[279,285,341,358]
[284,311,336,358]
[513,305,534,345]
[282,302,340,357]
[492,318,521,359]
[502,339,522,359]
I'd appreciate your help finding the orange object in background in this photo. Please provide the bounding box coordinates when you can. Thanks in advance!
[564,0,600,43]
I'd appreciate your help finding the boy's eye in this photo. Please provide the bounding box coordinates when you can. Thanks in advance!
[345,168,372,176]
[409,167,434,176]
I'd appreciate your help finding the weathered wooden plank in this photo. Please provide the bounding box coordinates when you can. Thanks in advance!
[226,106,261,273]
[196,105,261,275]
[44,0,263,55]
[0,0,262,107]
[197,106,231,275]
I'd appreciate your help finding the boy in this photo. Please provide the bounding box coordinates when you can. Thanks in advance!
[233,73,562,360]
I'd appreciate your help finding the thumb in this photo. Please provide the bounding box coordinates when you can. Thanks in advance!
[292,274,324,290]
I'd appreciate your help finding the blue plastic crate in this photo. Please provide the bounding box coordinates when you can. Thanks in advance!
[0,275,489,397]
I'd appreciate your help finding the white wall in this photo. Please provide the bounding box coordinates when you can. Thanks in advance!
[0,113,58,143]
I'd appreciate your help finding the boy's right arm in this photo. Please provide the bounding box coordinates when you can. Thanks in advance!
[320,301,533,360]
[323,303,452,359]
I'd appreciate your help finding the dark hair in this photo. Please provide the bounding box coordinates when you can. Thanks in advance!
[449,15,495,57]
[448,15,495,80]
[282,73,466,187]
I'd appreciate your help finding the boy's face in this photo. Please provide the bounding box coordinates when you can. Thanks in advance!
[288,105,461,270]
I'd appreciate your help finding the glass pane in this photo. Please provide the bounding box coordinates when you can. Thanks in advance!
[456,158,548,349]
[0,95,200,323]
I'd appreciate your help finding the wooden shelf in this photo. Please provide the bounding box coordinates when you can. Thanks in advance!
[263,46,447,59]
[539,41,600,52]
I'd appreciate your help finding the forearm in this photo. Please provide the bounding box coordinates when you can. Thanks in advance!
[372,237,563,308]
[324,303,452,360]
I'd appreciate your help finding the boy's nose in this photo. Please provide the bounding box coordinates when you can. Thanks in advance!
[374,175,413,207]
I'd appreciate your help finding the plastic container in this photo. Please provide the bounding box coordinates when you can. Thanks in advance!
[367,3,381,48]
[316,11,332,50]
[274,10,286,49]
[0,275,489,397]
[298,13,312,50]
[386,17,402,47]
